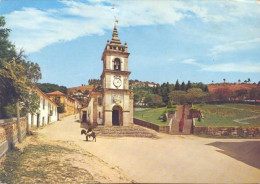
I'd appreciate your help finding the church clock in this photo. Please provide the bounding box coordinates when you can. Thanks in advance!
[113,77,122,88]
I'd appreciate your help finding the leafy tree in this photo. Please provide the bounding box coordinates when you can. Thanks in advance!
[0,16,16,62]
[249,88,260,102]
[162,114,167,122]
[223,78,226,83]
[0,16,41,142]
[168,90,187,105]
[83,89,89,96]
[234,89,248,100]
[213,87,231,102]
[36,83,67,94]
[54,97,66,113]
[187,88,208,105]
[247,78,251,84]
[150,94,163,107]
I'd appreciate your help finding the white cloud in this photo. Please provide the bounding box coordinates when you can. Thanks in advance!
[201,62,260,73]
[211,38,260,56]
[4,0,260,53]
[180,59,260,73]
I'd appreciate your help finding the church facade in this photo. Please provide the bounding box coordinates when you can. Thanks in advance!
[81,25,134,127]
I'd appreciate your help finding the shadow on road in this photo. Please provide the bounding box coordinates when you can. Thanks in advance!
[207,141,260,169]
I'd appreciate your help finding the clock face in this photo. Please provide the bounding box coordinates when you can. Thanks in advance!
[113,77,122,87]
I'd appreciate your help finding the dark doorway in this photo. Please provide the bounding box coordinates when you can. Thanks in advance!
[37,114,40,128]
[112,110,119,126]
[82,111,87,123]
[112,105,122,126]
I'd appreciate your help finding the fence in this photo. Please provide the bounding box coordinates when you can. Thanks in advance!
[0,117,27,158]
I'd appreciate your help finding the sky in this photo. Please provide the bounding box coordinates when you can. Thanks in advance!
[0,0,260,87]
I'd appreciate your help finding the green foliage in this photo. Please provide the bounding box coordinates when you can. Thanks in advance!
[88,79,101,85]
[168,90,187,104]
[0,16,16,62]
[53,98,66,113]
[174,80,180,90]
[36,83,67,94]
[0,104,16,119]
[162,114,167,122]
[23,91,40,115]
[0,16,42,119]
[134,107,170,126]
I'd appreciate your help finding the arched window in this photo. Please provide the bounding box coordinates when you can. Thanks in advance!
[113,58,121,71]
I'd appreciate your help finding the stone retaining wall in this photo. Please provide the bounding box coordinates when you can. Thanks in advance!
[0,118,27,158]
[134,118,169,133]
[192,119,260,138]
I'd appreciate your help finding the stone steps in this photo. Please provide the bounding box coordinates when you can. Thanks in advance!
[92,125,158,138]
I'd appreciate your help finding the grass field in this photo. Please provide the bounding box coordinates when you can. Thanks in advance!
[194,103,260,127]
[134,107,170,126]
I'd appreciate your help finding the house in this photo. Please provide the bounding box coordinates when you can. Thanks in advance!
[27,87,58,128]
[47,90,79,115]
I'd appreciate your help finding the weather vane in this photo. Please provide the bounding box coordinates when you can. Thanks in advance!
[112,6,119,26]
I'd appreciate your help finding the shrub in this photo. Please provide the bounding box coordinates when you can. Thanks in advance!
[162,114,167,122]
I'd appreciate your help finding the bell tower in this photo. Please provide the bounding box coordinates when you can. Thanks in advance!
[101,25,133,126]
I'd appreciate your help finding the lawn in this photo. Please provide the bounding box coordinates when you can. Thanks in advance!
[194,103,260,127]
[134,107,171,126]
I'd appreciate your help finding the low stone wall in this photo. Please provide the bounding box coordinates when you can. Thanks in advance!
[134,118,169,133]
[0,117,27,158]
[192,119,260,138]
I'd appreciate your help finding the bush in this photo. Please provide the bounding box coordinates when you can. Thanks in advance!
[162,114,167,122]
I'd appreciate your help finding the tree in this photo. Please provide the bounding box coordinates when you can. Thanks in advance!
[0,16,16,62]
[213,87,231,102]
[238,79,241,84]
[212,80,214,84]
[249,88,260,102]
[223,78,226,83]
[83,89,90,96]
[186,80,192,90]
[168,90,187,105]
[150,94,163,107]
[247,78,251,84]
[186,88,208,106]
[180,82,186,91]
[234,89,248,100]
[0,16,41,142]
[174,80,180,90]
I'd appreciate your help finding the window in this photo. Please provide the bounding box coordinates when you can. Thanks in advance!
[113,58,121,71]
[99,112,101,119]
[43,99,45,109]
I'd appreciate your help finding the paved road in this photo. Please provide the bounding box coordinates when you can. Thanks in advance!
[40,115,260,183]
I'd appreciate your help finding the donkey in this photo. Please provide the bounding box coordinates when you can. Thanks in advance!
[81,129,96,142]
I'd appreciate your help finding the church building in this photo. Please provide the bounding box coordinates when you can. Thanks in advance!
[81,25,134,127]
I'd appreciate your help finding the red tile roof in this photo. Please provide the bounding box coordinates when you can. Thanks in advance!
[46,90,66,96]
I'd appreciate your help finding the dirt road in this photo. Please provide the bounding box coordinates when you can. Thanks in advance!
[2,115,258,183]
[37,115,260,183]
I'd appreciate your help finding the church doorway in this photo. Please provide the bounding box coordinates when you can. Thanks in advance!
[112,105,122,126]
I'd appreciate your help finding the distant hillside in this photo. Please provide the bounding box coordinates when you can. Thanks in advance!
[67,85,94,94]
[36,83,67,94]
[208,83,259,93]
